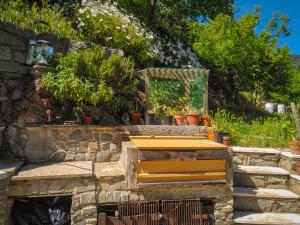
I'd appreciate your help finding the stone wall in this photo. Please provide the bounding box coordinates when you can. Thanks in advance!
[8,177,98,225]
[0,172,8,225]
[5,125,207,162]
[0,21,77,125]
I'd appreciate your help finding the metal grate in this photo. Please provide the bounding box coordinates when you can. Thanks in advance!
[117,199,214,225]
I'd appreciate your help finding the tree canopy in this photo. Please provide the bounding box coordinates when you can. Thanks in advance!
[188,9,295,105]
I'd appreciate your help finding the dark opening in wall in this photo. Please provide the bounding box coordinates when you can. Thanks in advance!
[98,199,215,225]
[12,196,72,225]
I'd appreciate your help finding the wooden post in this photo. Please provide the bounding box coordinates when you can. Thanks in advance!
[204,70,210,115]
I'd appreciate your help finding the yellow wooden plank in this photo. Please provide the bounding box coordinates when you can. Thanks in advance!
[137,159,226,174]
[129,137,227,151]
[137,172,226,183]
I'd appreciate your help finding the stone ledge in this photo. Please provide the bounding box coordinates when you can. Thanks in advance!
[291,174,300,181]
[233,211,300,225]
[11,161,93,181]
[232,147,280,155]
[0,170,7,180]
[0,160,24,178]
[94,162,124,179]
[234,165,289,176]
[233,187,299,199]
[281,151,300,159]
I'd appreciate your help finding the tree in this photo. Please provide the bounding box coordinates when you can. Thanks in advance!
[115,0,234,37]
[188,9,294,104]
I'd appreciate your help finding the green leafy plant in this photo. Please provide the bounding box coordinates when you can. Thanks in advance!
[212,109,296,148]
[42,46,138,113]
[0,0,80,39]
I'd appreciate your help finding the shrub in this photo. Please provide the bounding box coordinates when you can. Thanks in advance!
[213,110,296,148]
[0,0,79,39]
[42,46,138,113]
[77,6,155,67]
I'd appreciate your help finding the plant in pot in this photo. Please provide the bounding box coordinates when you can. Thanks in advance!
[202,114,212,127]
[162,105,175,125]
[173,97,188,125]
[129,101,142,125]
[185,106,202,126]
[83,108,93,125]
[289,103,300,154]
[211,120,229,144]
[207,127,216,142]
[145,103,160,125]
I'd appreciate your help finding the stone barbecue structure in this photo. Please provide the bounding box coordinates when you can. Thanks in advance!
[0,125,234,225]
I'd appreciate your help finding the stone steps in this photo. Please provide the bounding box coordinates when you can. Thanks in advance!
[233,211,300,225]
[233,165,290,189]
[232,147,281,167]
[233,187,300,213]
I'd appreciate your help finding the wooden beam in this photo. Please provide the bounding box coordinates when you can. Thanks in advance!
[137,172,226,183]
[137,159,226,174]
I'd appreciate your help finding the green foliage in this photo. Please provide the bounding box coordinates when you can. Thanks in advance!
[0,0,79,39]
[188,10,293,103]
[213,110,296,148]
[78,10,154,67]
[42,46,138,113]
[115,0,234,38]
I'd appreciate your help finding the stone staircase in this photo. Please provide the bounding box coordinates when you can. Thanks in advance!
[232,147,300,225]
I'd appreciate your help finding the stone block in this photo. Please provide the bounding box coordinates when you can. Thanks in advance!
[82,206,97,216]
[121,192,129,202]
[100,142,111,151]
[75,153,86,161]
[95,132,113,142]
[0,31,26,49]
[0,61,19,72]
[114,191,121,202]
[80,192,96,205]
[19,66,31,74]
[14,50,26,63]
[106,192,114,202]
[88,142,98,153]
[109,143,118,153]
[0,46,11,60]
[96,151,112,163]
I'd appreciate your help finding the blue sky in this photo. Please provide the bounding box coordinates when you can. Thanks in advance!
[235,0,300,55]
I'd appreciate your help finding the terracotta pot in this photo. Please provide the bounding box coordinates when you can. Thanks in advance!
[84,116,93,125]
[129,112,141,125]
[202,115,211,127]
[296,161,300,175]
[207,131,216,142]
[186,114,199,126]
[174,115,185,125]
[289,140,300,155]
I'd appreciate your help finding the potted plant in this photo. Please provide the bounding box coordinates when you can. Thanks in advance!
[202,115,212,127]
[211,119,229,144]
[289,103,300,154]
[223,136,231,146]
[83,108,93,125]
[185,106,201,126]
[173,97,188,125]
[162,105,175,125]
[129,101,142,125]
[145,103,160,125]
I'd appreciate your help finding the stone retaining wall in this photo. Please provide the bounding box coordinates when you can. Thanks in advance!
[5,125,207,162]
[233,153,279,167]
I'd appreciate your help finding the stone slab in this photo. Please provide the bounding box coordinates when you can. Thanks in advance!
[233,187,299,199]
[232,147,280,155]
[94,162,124,179]
[234,165,290,176]
[11,161,93,181]
[281,151,300,159]
[123,125,207,136]
[0,170,7,180]
[0,160,24,177]
[233,211,300,224]
[291,174,300,181]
